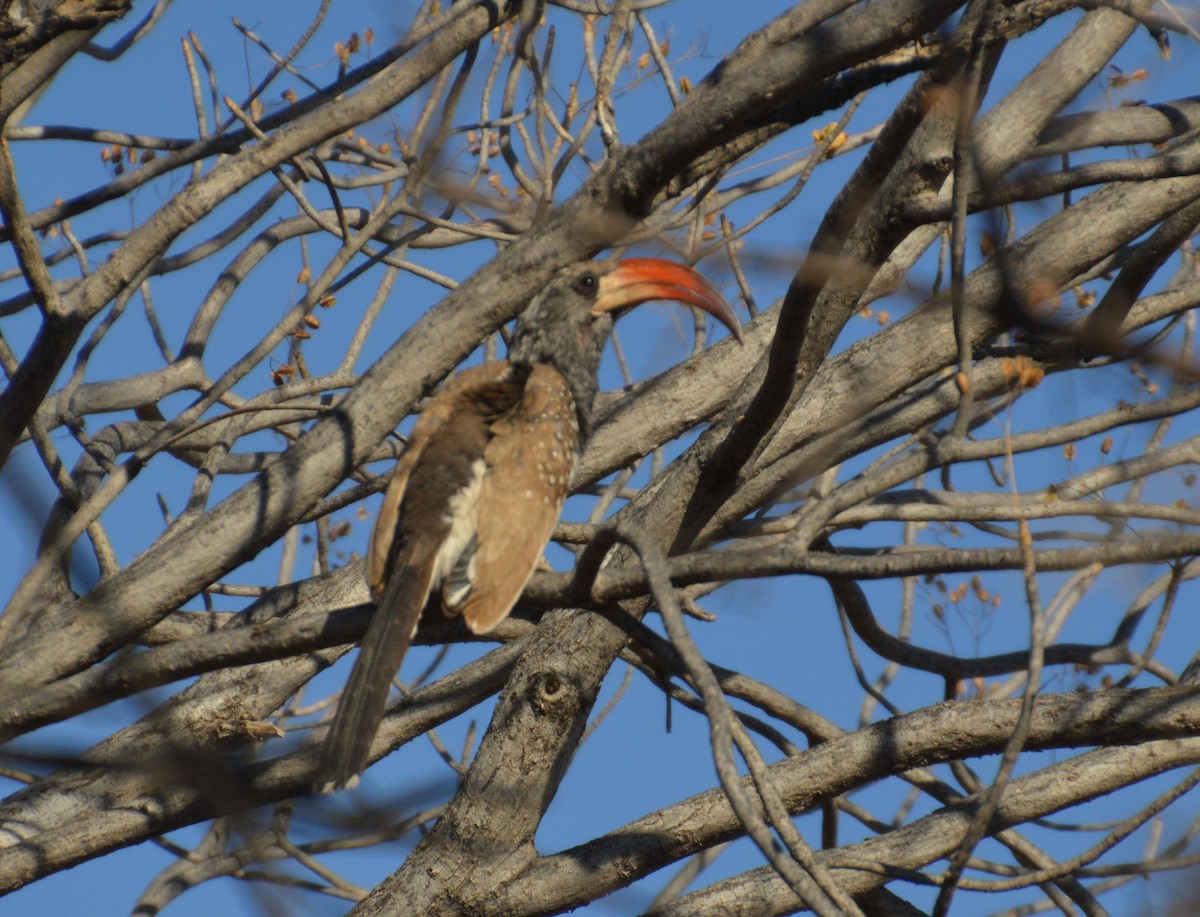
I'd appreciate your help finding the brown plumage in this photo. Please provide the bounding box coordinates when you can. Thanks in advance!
[316,258,742,792]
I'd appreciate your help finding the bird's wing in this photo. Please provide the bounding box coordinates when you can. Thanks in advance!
[318,361,512,793]
[458,364,579,633]
[366,361,509,598]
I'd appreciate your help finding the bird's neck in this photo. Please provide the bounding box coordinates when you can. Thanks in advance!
[568,373,598,443]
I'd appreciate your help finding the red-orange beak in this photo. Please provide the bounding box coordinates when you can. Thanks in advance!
[592,258,744,344]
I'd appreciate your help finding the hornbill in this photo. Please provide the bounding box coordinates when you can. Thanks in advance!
[316,258,743,792]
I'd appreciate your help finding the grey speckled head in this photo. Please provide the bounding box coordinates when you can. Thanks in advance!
[509,258,743,441]
[509,262,614,439]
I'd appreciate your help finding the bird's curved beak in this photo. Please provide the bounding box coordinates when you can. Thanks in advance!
[592,258,744,344]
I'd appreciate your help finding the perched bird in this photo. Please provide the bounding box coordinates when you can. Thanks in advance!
[316,258,742,792]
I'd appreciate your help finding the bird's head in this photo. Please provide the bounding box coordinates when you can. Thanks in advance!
[509,258,742,436]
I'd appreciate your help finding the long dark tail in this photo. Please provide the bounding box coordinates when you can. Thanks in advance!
[315,556,434,793]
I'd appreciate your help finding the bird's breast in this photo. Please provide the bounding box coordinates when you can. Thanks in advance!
[434,457,487,605]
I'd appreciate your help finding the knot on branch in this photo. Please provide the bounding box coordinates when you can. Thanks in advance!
[527,668,578,717]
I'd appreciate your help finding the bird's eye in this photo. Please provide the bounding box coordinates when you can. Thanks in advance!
[575,272,597,294]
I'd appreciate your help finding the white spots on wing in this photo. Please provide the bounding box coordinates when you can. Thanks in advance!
[507,371,580,516]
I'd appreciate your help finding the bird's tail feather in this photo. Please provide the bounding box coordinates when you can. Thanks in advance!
[315,555,434,793]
